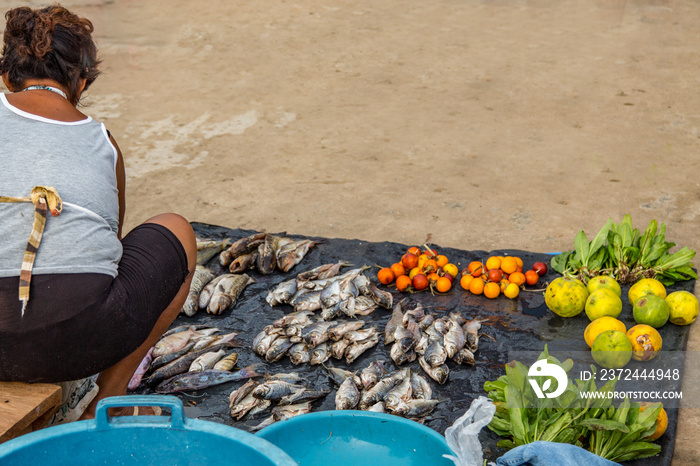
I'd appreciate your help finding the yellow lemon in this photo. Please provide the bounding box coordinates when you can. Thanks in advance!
[584,317,626,348]
[587,275,622,297]
[545,277,589,318]
[585,288,623,321]
[628,278,666,306]
[626,324,662,361]
[665,290,699,326]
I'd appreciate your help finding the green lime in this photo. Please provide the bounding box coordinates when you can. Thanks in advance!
[591,329,633,369]
[628,278,666,306]
[545,277,589,318]
[587,275,622,297]
[665,291,699,326]
[585,288,623,321]
[633,294,670,329]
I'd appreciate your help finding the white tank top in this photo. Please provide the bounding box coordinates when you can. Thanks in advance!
[0,93,122,278]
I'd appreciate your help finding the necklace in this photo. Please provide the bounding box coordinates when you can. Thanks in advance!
[22,85,68,100]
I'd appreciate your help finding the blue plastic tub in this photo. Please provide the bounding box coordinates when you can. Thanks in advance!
[0,395,296,465]
[256,410,454,466]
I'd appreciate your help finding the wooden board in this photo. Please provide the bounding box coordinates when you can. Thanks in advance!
[0,382,62,443]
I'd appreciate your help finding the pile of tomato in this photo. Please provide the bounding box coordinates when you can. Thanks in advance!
[377,246,459,293]
[459,256,547,299]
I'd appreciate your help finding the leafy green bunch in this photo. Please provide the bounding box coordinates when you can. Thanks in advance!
[550,215,696,285]
[484,347,663,462]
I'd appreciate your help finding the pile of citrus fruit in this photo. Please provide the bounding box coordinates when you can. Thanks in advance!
[376,245,459,293]
[459,255,547,299]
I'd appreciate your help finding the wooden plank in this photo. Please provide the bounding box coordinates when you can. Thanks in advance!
[0,382,62,443]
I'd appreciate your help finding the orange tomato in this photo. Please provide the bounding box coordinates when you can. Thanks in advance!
[460,274,474,291]
[418,254,430,269]
[509,271,526,287]
[407,246,421,256]
[469,277,485,295]
[409,267,422,279]
[468,261,484,277]
[395,274,413,292]
[499,279,511,292]
[401,253,418,270]
[423,259,439,274]
[500,256,518,274]
[436,276,452,293]
[435,255,449,269]
[524,270,539,286]
[443,263,459,278]
[485,256,501,271]
[504,282,520,298]
[412,273,429,291]
[424,247,438,259]
[390,263,406,278]
[377,267,394,285]
[514,256,524,268]
[487,268,503,283]
[427,272,440,284]
[484,282,500,299]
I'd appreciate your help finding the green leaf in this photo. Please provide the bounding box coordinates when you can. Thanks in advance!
[609,441,661,462]
[496,439,517,450]
[575,230,590,264]
[589,217,613,258]
[578,418,630,432]
[550,251,572,274]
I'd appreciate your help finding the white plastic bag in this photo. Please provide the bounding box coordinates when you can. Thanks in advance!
[443,396,496,466]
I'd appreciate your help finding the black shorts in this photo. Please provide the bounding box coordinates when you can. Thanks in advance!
[0,223,189,383]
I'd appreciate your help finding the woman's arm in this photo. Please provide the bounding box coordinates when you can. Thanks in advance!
[110,134,126,239]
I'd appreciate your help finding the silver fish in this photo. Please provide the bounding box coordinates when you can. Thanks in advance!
[276,239,319,272]
[198,274,226,309]
[309,342,331,366]
[263,372,306,384]
[449,312,467,326]
[301,321,338,347]
[414,333,430,356]
[127,346,153,391]
[273,310,314,328]
[463,319,483,352]
[182,266,216,316]
[230,391,261,420]
[255,235,279,275]
[367,282,393,309]
[335,376,360,410]
[247,398,272,418]
[265,337,293,363]
[253,330,279,356]
[425,338,448,367]
[213,351,239,371]
[345,334,379,364]
[330,339,350,359]
[368,401,386,413]
[196,238,231,265]
[359,369,405,409]
[403,304,425,326]
[266,279,298,306]
[191,331,238,352]
[324,366,361,387]
[383,375,413,411]
[343,327,378,344]
[222,232,267,264]
[228,379,258,408]
[229,251,258,273]
[293,290,323,313]
[390,342,416,366]
[360,360,386,390]
[433,317,449,335]
[419,356,449,385]
[444,319,467,359]
[153,327,211,358]
[351,295,378,316]
[329,321,366,341]
[384,300,405,345]
[155,365,261,394]
[391,399,440,417]
[418,314,435,330]
[151,341,196,370]
[453,347,476,366]
[410,372,432,400]
[252,380,306,400]
[189,349,227,372]
[297,262,347,282]
[394,326,418,353]
[145,342,235,387]
[207,274,256,315]
[320,303,342,321]
[278,389,330,406]
[351,273,372,295]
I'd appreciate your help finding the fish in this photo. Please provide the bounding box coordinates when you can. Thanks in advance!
[366,282,393,309]
[301,320,338,347]
[276,239,320,272]
[335,376,361,410]
[266,279,298,306]
[345,334,379,364]
[463,319,482,352]
[189,349,227,372]
[230,391,261,420]
[278,389,330,406]
[424,338,448,367]
[253,329,279,356]
[191,331,238,352]
[198,274,226,309]
[223,233,267,263]
[403,303,425,326]
[252,380,307,400]
[207,274,256,314]
[391,399,440,417]
[288,343,311,366]
[343,327,378,344]
[213,351,239,371]
[228,379,259,408]
[273,310,314,328]
[250,402,313,431]
[329,321,366,341]
[384,299,405,345]
[324,365,361,388]
[145,342,237,387]
[418,356,449,385]
[383,375,413,411]
[292,290,323,313]
[351,273,372,295]
[390,342,416,366]
[155,364,261,394]
[360,360,386,390]
[449,312,467,326]
[309,342,331,366]
[359,369,405,409]
[265,337,294,363]
[321,275,358,309]
[320,303,342,321]
[255,235,279,274]
[128,346,154,390]
[349,295,378,316]
[297,262,347,282]
[263,372,306,384]
[196,238,231,265]
[453,348,476,366]
[152,327,218,358]
[368,401,386,413]
[443,319,467,359]
[394,325,418,353]
[410,372,432,400]
[417,314,435,330]
[228,251,258,274]
[150,341,196,370]
[330,339,350,359]
[247,399,272,418]
[414,333,430,356]
[181,266,216,316]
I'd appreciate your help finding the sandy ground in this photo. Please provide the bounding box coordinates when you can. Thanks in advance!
[2,0,700,463]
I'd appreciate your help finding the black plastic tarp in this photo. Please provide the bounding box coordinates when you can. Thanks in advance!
[133,222,694,465]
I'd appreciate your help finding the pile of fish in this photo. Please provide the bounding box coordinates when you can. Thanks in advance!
[253,311,380,366]
[384,299,483,384]
[219,232,319,275]
[128,325,260,394]
[229,372,329,431]
[182,267,256,316]
[327,360,441,422]
[266,263,392,319]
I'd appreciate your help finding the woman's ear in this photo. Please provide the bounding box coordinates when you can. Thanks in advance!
[2,72,15,91]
